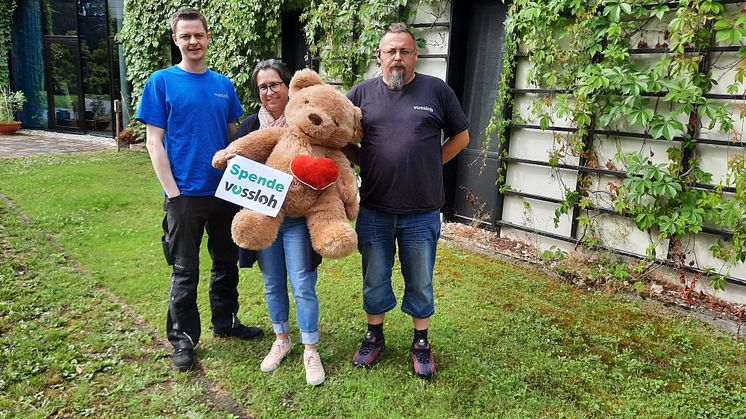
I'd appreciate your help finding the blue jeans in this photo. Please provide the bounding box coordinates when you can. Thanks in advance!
[257,217,319,344]
[355,207,441,318]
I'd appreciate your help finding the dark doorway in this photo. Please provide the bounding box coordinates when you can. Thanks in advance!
[44,35,86,132]
[446,0,507,226]
[79,0,114,136]
[40,0,115,136]
[282,11,315,72]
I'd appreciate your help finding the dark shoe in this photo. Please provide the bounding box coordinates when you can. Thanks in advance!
[214,324,264,340]
[411,339,435,379]
[172,347,194,371]
[352,331,385,367]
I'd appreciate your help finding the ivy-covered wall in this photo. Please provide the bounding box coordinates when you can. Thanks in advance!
[117,0,280,112]
[492,0,746,291]
[117,0,437,114]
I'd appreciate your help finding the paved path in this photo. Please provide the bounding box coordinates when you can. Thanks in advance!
[0,129,117,159]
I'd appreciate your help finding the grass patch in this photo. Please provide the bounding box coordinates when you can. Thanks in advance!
[0,199,227,417]
[1,151,746,417]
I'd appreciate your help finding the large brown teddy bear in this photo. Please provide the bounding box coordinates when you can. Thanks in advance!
[212,69,362,258]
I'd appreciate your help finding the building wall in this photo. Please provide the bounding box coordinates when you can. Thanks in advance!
[403,1,746,302]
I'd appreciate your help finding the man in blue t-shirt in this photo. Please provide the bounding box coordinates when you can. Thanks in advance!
[136,8,262,372]
[346,22,470,379]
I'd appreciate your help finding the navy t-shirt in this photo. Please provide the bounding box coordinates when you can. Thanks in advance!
[236,113,259,138]
[347,74,469,213]
[136,66,243,196]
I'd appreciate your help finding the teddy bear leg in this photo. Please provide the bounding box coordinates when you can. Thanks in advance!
[306,215,357,259]
[231,209,283,250]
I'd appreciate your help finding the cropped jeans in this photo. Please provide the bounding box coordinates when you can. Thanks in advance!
[257,217,319,344]
[355,206,441,319]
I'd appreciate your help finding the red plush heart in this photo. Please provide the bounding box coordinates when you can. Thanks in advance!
[290,155,339,190]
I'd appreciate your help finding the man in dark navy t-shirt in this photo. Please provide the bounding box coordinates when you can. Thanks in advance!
[346,22,469,379]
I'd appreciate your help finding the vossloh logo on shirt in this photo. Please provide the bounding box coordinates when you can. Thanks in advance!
[413,105,434,113]
[214,92,229,99]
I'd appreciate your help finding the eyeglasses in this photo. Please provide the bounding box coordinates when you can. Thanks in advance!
[379,48,414,59]
[257,81,284,95]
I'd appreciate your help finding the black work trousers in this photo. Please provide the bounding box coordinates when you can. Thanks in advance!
[161,195,240,350]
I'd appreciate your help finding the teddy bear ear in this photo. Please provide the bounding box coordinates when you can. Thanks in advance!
[289,68,324,95]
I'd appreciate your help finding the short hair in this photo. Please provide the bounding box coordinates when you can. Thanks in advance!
[380,22,417,49]
[250,59,292,97]
[170,8,208,34]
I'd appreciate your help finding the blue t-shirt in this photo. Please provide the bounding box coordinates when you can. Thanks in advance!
[136,66,243,196]
[347,74,469,213]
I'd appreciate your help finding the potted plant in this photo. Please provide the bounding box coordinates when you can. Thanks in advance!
[117,122,146,150]
[0,87,25,134]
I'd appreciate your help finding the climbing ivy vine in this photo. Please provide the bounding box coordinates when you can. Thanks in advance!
[0,0,17,87]
[491,0,746,289]
[118,0,442,110]
[117,0,284,112]
[301,0,412,89]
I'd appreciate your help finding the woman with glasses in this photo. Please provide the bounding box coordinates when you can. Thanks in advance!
[236,59,326,386]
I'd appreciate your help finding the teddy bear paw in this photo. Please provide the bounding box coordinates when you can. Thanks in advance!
[312,223,357,259]
[212,150,231,169]
[231,211,280,250]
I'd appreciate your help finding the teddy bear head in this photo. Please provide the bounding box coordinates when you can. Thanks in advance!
[285,69,362,149]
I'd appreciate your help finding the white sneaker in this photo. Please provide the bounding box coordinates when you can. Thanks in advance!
[304,349,326,386]
[260,339,292,372]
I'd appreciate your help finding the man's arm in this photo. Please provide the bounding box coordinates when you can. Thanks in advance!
[145,124,180,198]
[228,122,237,141]
[341,144,360,166]
[442,129,469,164]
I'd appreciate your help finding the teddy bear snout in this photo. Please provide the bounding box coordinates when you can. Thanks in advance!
[308,113,323,126]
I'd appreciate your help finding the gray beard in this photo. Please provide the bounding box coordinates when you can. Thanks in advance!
[387,70,405,90]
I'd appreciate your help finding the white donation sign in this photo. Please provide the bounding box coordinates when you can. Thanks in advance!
[215,155,292,217]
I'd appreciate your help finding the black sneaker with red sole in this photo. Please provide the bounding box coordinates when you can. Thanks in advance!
[352,332,386,367]
[411,339,435,379]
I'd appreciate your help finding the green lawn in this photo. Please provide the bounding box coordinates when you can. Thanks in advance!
[0,192,224,416]
[1,151,745,417]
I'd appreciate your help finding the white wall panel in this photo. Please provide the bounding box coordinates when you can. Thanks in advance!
[502,195,573,237]
[512,93,576,128]
[628,12,674,49]
[699,99,746,143]
[509,128,581,165]
[584,174,619,211]
[709,52,740,95]
[514,57,537,90]
[696,143,746,185]
[414,0,450,24]
[505,163,578,201]
[413,27,449,55]
[416,59,447,81]
[680,233,746,280]
[592,135,678,169]
[587,211,670,259]
[502,226,575,253]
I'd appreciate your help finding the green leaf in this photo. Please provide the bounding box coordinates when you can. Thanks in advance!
[712,19,733,31]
